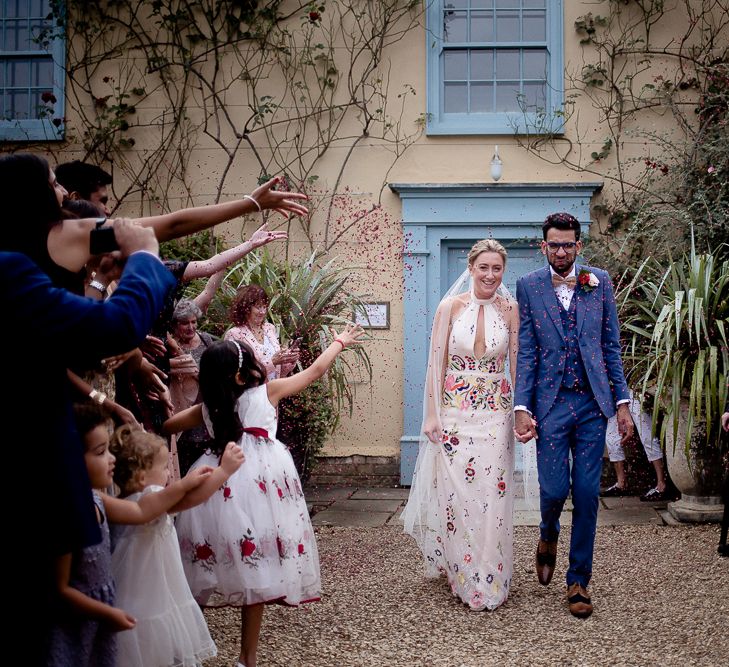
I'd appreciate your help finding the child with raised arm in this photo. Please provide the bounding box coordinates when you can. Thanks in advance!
[48,403,213,667]
[164,324,364,667]
[109,426,244,667]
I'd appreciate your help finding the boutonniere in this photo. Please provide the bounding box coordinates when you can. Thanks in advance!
[578,269,599,292]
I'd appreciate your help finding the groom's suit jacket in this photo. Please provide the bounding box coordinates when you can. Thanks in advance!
[514,264,630,422]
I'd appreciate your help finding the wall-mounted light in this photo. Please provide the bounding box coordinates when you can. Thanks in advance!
[490,145,503,182]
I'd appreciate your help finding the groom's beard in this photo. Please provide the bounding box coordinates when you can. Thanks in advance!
[547,255,576,276]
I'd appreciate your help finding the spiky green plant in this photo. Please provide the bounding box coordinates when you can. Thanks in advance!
[619,240,729,455]
[219,249,373,477]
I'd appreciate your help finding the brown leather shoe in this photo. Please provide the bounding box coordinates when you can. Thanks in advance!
[535,539,558,585]
[567,583,593,618]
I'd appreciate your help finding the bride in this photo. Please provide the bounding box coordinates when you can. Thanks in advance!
[402,238,521,610]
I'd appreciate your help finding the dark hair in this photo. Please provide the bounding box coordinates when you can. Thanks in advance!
[63,199,104,219]
[55,160,112,200]
[199,340,266,449]
[0,153,63,257]
[542,212,581,241]
[73,401,112,442]
[230,284,269,326]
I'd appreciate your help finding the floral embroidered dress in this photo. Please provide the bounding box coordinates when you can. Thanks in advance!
[176,384,321,607]
[404,292,515,610]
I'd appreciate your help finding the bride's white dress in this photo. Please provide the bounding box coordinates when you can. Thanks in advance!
[403,293,515,610]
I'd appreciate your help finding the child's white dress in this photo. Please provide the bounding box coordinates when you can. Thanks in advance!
[111,486,217,667]
[176,384,321,607]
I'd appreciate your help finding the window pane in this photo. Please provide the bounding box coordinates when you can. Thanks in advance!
[523,11,546,41]
[444,82,468,112]
[6,1,26,19]
[31,0,51,15]
[444,10,468,42]
[523,81,546,108]
[444,50,468,80]
[523,50,547,79]
[9,90,30,119]
[495,81,519,111]
[495,11,519,41]
[9,59,30,86]
[496,0,519,7]
[444,0,467,8]
[33,58,53,86]
[496,49,519,79]
[470,50,493,79]
[525,0,546,7]
[470,81,493,112]
[471,11,492,42]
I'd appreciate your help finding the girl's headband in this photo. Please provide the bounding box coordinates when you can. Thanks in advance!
[231,340,244,368]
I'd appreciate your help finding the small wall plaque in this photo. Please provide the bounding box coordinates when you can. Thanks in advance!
[354,301,390,329]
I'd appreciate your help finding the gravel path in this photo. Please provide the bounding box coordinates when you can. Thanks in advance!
[204,524,728,667]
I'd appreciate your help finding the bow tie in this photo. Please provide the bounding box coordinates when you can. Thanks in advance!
[552,274,577,290]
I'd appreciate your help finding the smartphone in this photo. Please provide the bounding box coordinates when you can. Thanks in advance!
[89,226,120,254]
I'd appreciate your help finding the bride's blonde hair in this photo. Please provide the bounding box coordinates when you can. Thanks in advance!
[468,239,507,267]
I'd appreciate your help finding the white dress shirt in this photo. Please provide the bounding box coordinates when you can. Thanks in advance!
[550,265,576,310]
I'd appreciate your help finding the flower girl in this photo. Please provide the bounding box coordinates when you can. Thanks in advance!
[110,425,244,667]
[164,324,363,667]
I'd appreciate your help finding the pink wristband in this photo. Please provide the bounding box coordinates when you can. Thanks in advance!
[333,338,345,351]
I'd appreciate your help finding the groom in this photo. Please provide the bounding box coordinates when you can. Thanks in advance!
[514,212,633,618]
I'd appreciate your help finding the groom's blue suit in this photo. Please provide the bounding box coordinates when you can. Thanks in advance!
[515,264,630,587]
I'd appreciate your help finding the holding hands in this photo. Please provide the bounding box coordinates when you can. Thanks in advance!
[514,410,538,443]
[180,465,214,491]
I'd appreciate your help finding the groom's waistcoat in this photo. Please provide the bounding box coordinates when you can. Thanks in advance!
[559,296,589,390]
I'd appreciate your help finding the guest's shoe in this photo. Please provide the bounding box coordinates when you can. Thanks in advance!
[567,583,593,618]
[600,483,629,497]
[535,539,558,585]
[639,486,672,502]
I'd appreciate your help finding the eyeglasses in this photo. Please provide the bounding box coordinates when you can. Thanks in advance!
[545,241,577,252]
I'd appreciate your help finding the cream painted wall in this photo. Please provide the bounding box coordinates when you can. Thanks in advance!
[51,1,705,459]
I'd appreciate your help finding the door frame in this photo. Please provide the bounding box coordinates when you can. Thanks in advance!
[389,182,602,485]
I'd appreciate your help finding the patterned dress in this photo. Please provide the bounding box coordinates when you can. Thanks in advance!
[176,385,320,607]
[48,492,117,666]
[404,293,515,610]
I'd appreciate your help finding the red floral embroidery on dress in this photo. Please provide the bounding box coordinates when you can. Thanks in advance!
[192,540,217,572]
[240,537,256,558]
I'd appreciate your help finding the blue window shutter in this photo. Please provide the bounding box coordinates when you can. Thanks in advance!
[426,0,563,136]
[0,0,65,142]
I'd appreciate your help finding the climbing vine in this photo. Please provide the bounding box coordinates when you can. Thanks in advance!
[16,0,424,251]
[516,0,729,269]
